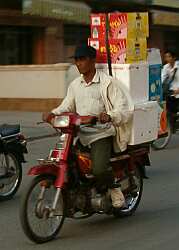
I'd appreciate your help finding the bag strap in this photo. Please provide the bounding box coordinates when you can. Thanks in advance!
[168,67,178,88]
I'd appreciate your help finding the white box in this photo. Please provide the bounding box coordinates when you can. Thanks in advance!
[147,48,162,65]
[147,49,162,101]
[96,63,149,104]
[129,101,158,145]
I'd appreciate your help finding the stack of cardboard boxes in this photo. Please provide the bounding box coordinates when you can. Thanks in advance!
[89,12,162,145]
[89,12,148,64]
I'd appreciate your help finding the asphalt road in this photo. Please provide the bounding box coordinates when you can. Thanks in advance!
[0,135,179,250]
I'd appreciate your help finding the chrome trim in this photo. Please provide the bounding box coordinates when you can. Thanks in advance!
[0,132,20,140]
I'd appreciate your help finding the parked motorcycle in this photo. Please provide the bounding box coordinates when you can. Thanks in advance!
[20,113,150,243]
[0,124,27,201]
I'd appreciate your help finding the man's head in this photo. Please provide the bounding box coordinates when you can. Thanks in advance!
[73,45,96,75]
[164,50,177,65]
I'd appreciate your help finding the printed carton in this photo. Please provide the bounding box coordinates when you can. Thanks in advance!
[89,38,147,64]
[90,12,149,40]
[90,13,106,39]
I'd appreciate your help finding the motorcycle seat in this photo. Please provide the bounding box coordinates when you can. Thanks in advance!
[0,124,20,138]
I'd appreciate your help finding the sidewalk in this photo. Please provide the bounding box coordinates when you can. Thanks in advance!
[0,111,57,141]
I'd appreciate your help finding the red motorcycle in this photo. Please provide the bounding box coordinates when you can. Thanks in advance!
[20,113,150,243]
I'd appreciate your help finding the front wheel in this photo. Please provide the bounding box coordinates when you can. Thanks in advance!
[20,175,66,243]
[0,152,22,201]
[113,167,143,217]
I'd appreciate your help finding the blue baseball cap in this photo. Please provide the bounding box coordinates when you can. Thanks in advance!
[72,44,96,59]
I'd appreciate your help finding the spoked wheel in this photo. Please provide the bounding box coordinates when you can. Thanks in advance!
[113,167,143,217]
[0,152,22,201]
[152,120,172,150]
[20,175,66,243]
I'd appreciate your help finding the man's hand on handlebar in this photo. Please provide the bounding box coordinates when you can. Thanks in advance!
[99,112,111,124]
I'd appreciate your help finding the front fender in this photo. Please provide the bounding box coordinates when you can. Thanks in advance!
[28,162,68,188]
[28,164,58,176]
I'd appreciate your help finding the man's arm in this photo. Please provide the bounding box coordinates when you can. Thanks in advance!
[42,83,76,122]
[106,81,133,126]
[52,83,75,115]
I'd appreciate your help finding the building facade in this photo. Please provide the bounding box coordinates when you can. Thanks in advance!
[0,0,179,111]
[0,0,179,65]
[0,0,91,111]
[0,0,91,65]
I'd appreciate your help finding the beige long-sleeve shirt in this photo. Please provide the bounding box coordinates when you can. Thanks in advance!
[53,69,133,152]
[52,70,115,146]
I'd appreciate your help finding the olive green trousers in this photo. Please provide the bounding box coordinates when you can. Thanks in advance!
[90,136,114,187]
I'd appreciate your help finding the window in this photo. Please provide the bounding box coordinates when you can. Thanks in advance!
[64,24,90,46]
[0,26,33,65]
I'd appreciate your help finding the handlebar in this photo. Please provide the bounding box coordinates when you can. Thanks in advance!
[41,113,99,129]
[80,116,98,125]
[42,112,112,129]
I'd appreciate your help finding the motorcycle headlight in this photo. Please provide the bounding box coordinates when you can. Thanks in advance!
[53,116,70,128]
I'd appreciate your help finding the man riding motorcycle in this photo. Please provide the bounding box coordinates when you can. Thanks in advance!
[43,44,133,208]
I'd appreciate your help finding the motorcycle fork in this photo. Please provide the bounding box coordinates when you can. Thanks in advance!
[37,184,62,217]
[49,163,67,215]
[51,188,62,213]
[51,133,71,213]
[42,163,67,216]
[40,134,71,215]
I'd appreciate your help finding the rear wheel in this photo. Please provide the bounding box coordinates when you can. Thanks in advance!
[113,167,143,217]
[0,152,22,201]
[152,120,171,150]
[20,175,66,243]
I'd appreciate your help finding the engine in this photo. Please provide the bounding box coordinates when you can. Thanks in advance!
[66,187,91,216]
[66,187,112,216]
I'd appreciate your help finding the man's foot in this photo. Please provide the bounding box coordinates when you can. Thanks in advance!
[111,187,125,208]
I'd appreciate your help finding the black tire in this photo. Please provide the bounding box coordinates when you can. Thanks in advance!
[20,175,65,243]
[152,120,172,150]
[113,167,143,217]
[0,152,22,201]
